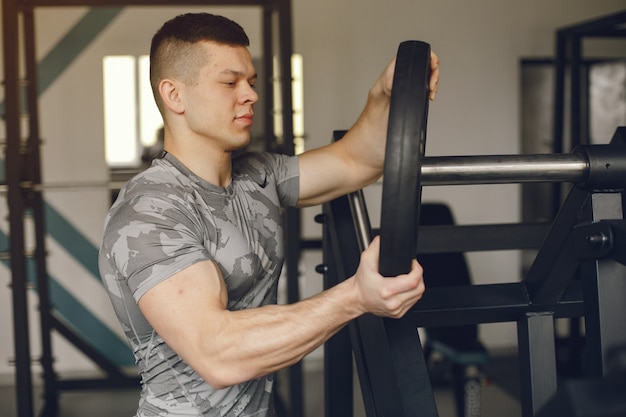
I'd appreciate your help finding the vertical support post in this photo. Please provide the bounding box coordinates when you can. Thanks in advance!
[2,2,35,417]
[261,8,275,152]
[324,194,378,417]
[517,312,557,417]
[271,1,302,415]
[276,0,295,157]
[552,31,566,156]
[582,192,626,377]
[551,31,567,220]
[569,34,583,148]
[22,7,59,416]
[321,213,354,417]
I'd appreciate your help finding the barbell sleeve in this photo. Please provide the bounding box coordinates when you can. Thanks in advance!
[419,145,626,189]
[420,153,588,185]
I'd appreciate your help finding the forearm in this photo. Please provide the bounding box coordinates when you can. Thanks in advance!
[340,86,391,181]
[195,278,362,388]
[296,82,391,207]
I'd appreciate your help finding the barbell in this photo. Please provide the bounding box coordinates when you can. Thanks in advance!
[378,40,626,276]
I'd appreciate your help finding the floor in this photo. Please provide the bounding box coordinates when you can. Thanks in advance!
[0,355,522,417]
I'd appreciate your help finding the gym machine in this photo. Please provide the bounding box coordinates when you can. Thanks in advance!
[321,41,626,417]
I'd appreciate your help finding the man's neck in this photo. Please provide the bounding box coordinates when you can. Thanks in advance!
[164,140,233,188]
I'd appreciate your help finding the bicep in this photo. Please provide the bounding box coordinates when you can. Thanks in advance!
[137,261,228,368]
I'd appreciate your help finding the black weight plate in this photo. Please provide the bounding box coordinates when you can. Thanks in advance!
[379,40,431,277]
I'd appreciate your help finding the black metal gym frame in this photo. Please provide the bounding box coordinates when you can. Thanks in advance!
[2,2,300,417]
[548,8,626,382]
[551,9,626,216]
[322,127,626,417]
[319,11,626,417]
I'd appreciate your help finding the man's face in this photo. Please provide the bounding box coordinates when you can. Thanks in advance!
[179,41,258,151]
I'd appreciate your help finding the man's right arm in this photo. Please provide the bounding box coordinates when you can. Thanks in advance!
[137,236,424,389]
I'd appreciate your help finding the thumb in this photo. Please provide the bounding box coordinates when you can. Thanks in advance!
[383,58,396,96]
[363,235,381,269]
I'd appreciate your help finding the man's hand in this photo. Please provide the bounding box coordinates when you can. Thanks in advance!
[381,50,440,100]
[352,236,425,318]
[428,51,440,100]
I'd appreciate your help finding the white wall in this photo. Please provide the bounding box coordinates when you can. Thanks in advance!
[0,1,624,380]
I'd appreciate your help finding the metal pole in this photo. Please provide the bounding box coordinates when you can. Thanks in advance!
[274,1,303,415]
[22,7,60,416]
[348,191,372,251]
[2,2,35,416]
[518,312,557,417]
[582,192,626,378]
[2,149,622,191]
[420,153,588,186]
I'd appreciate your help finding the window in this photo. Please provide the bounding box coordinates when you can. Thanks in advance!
[273,54,305,155]
[103,55,162,167]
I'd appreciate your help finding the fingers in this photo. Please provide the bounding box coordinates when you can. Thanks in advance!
[384,51,439,100]
[381,48,439,101]
[380,259,425,318]
[429,51,440,101]
[356,250,425,318]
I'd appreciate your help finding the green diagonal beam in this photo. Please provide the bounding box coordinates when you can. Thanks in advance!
[45,203,101,280]
[31,262,136,368]
[0,6,124,122]
[36,7,124,95]
[0,178,102,282]
[0,229,135,367]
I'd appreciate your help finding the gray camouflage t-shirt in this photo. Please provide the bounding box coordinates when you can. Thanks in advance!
[98,151,299,417]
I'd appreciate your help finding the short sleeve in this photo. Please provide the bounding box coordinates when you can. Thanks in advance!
[235,152,300,208]
[103,190,210,302]
[276,154,300,207]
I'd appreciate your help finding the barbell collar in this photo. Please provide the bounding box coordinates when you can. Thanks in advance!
[574,144,626,191]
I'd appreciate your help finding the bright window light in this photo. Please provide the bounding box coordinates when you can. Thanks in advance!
[103,55,163,167]
[103,56,138,167]
[139,55,163,148]
[273,54,305,155]
[291,54,305,155]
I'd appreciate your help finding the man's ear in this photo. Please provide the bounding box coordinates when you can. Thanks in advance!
[159,79,185,114]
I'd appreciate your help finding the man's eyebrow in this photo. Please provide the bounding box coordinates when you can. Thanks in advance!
[219,69,258,80]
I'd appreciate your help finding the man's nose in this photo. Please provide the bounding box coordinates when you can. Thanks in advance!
[242,84,258,104]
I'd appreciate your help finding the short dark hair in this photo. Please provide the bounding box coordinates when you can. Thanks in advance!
[149,13,250,111]
[150,13,249,57]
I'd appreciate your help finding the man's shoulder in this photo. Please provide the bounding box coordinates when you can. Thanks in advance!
[234,151,295,179]
[233,150,286,167]
[123,158,189,196]
[106,161,191,224]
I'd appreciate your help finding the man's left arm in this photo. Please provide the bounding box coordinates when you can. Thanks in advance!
[297,51,439,208]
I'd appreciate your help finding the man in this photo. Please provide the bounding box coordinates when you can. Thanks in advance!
[99,12,440,417]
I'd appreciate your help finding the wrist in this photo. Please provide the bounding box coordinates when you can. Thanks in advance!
[328,277,366,319]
